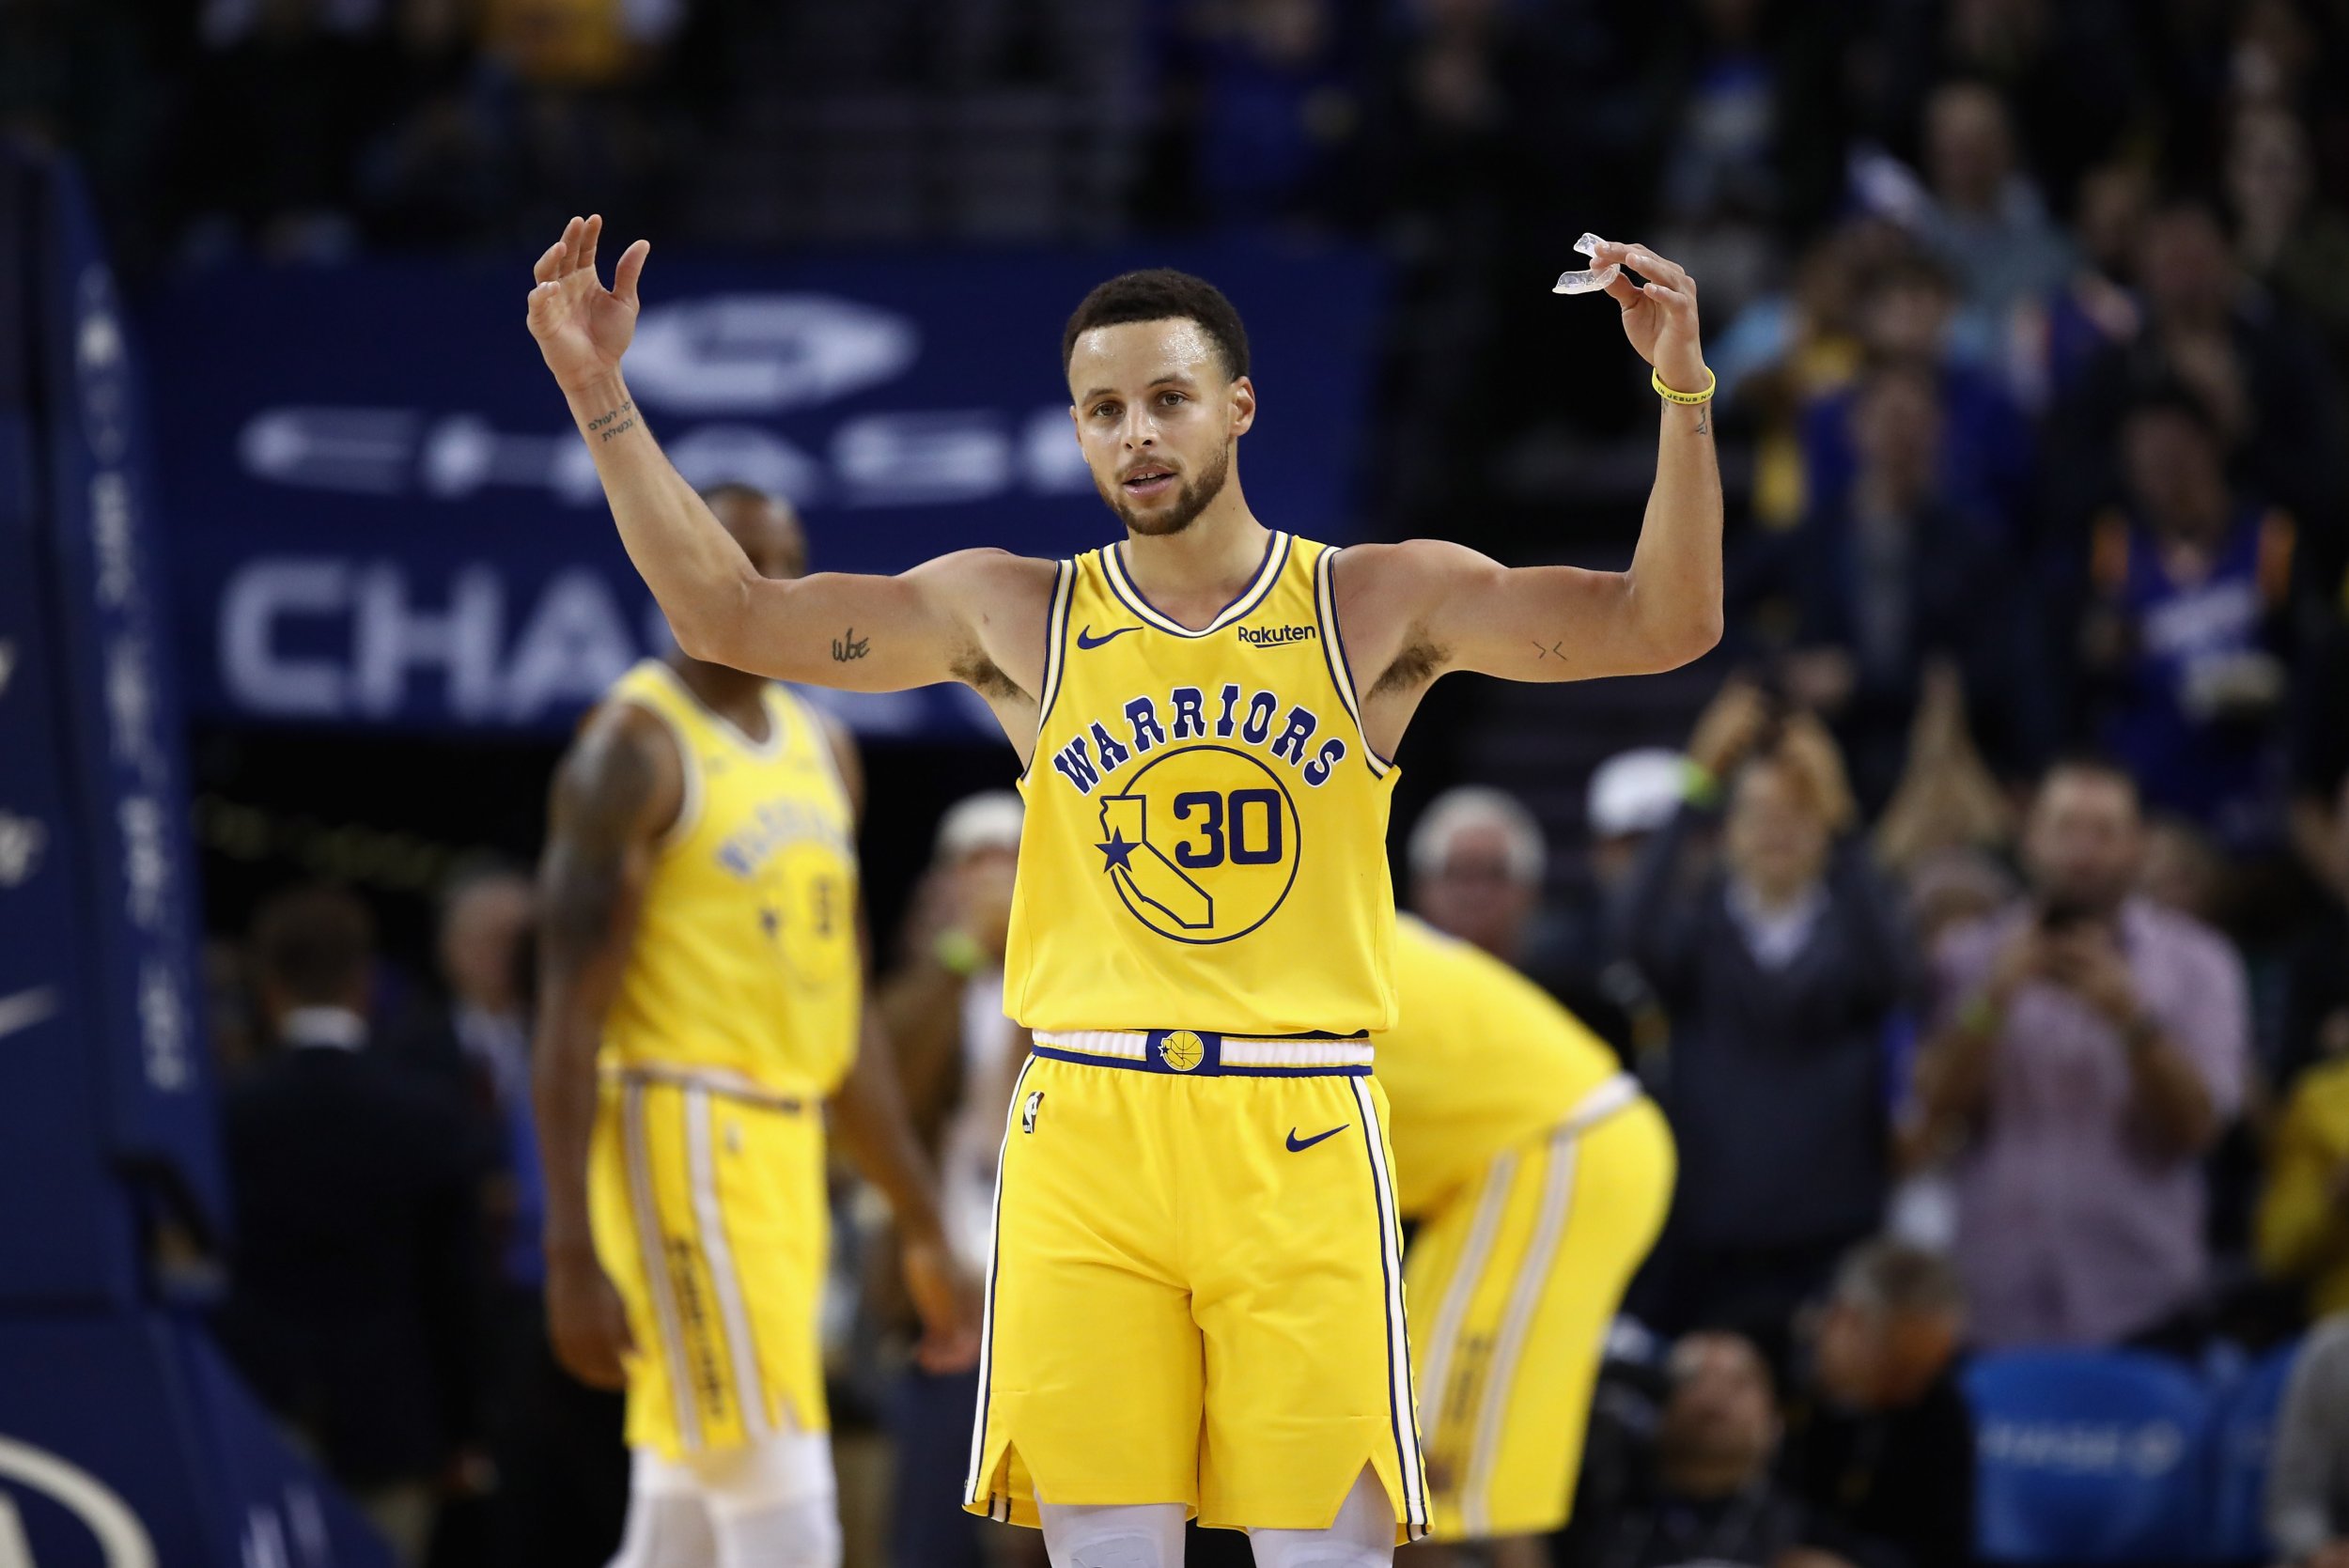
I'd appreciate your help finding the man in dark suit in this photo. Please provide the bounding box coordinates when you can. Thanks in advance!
[215,884,483,1565]
[385,860,539,1281]
[1780,1240,1976,1568]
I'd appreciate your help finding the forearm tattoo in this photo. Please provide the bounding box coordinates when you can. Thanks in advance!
[586,399,637,442]
[831,627,871,662]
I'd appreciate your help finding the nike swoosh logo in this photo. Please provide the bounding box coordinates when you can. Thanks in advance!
[1286,1124,1348,1153]
[1076,625,1139,650]
[0,986,60,1043]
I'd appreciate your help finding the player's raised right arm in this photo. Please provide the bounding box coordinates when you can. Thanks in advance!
[526,216,1004,692]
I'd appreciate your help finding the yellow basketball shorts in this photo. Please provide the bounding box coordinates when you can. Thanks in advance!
[586,1066,829,1460]
[1406,1086,1674,1541]
[962,1030,1430,1540]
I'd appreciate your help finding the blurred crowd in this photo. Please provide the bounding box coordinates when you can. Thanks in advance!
[19,0,2349,1563]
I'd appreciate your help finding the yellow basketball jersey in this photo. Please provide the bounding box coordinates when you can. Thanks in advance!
[1377,916,1626,1217]
[1003,532,1398,1036]
[599,661,861,1097]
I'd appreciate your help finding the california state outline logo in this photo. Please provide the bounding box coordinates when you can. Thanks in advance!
[1092,745,1301,944]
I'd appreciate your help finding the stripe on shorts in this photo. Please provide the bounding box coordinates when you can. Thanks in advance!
[1415,1145,1520,1478]
[1462,1128,1580,1536]
[964,1055,1038,1513]
[1349,1077,1429,1536]
[684,1086,771,1441]
[623,1082,703,1452]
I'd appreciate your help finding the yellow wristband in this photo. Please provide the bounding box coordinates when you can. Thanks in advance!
[1652,365,1717,405]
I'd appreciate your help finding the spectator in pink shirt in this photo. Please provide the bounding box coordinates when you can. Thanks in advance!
[1911,757,2248,1349]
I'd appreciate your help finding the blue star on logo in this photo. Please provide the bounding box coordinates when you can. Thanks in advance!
[1096,831,1139,873]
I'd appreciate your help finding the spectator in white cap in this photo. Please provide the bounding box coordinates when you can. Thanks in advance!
[875,791,1033,1568]
[1589,748,1692,894]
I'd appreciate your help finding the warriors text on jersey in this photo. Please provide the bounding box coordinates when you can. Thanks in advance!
[1003,531,1398,1036]
[587,660,859,1459]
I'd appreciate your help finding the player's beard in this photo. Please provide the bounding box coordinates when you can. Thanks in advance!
[1098,442,1231,537]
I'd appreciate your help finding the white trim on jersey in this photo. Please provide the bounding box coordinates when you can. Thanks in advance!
[609,689,708,853]
[964,1055,1040,1516]
[685,1086,773,1443]
[1311,546,1392,778]
[1102,531,1290,637]
[1413,1145,1519,1485]
[1461,1128,1580,1537]
[1021,561,1077,783]
[646,660,788,758]
[624,1082,704,1452]
[1347,1076,1430,1538]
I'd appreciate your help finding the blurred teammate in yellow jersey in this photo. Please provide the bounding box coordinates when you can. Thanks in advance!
[1381,788,1675,1566]
[531,485,978,1568]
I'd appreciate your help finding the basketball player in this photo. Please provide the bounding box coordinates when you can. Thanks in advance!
[1380,793,1675,1566]
[532,484,976,1568]
[526,213,1719,1565]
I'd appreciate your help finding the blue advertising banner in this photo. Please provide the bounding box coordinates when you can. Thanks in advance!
[0,145,217,1298]
[0,152,142,1306]
[33,151,222,1241]
[143,241,1385,737]
[0,1312,393,1568]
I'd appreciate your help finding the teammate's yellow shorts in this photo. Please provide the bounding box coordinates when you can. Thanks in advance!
[963,1031,1430,1541]
[1406,1084,1674,1541]
[587,1065,829,1460]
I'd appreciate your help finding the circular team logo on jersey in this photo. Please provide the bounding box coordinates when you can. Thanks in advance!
[1158,1030,1206,1071]
[1094,745,1301,945]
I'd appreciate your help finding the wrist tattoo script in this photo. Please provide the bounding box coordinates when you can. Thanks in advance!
[587,399,637,442]
[831,627,870,662]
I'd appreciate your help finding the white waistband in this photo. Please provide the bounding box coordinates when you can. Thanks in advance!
[1034,1030,1377,1069]
[602,1061,811,1110]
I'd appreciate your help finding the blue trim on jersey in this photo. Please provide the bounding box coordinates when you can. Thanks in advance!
[1030,1042,1372,1079]
[1018,561,1076,784]
[1104,529,1289,637]
[1313,547,1395,778]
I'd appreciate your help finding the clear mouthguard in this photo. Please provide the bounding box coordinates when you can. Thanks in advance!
[1551,232,1620,295]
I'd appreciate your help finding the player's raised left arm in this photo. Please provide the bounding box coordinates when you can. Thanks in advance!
[1354,241,1721,691]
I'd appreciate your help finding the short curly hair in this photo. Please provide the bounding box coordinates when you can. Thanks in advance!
[1062,269,1250,382]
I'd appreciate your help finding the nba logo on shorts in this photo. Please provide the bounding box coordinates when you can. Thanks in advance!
[1021,1090,1044,1134]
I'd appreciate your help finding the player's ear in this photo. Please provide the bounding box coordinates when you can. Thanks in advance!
[1228,375,1256,438]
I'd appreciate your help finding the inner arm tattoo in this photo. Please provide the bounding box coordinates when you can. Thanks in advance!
[831,627,871,662]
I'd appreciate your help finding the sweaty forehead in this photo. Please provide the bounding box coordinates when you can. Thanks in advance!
[1067,318,1221,394]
